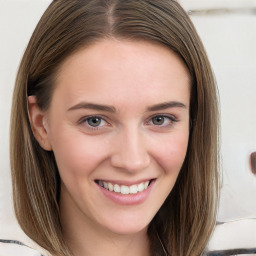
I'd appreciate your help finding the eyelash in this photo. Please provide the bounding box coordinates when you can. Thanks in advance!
[78,114,178,131]
[146,114,178,127]
[78,115,109,131]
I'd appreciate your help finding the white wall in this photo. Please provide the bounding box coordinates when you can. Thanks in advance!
[0,0,51,241]
[0,0,255,250]
[188,11,256,251]
[190,13,256,222]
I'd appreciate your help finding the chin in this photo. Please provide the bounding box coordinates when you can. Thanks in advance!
[108,224,148,236]
[100,214,151,236]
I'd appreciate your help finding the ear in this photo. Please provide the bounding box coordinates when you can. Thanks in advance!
[27,96,52,151]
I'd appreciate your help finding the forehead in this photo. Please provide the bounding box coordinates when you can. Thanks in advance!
[53,39,190,109]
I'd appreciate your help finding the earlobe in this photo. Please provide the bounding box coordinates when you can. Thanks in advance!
[27,96,52,151]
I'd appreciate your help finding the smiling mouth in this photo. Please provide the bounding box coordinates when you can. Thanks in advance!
[95,180,153,195]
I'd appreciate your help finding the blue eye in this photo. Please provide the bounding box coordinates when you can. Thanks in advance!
[150,115,176,126]
[85,116,105,127]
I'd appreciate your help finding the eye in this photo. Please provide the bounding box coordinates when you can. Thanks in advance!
[87,116,102,127]
[152,116,166,125]
[83,116,107,128]
[150,115,177,127]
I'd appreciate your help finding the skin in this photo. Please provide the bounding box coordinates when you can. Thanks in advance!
[28,39,190,256]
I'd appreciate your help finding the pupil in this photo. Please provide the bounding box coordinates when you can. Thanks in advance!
[89,117,101,127]
[153,116,164,125]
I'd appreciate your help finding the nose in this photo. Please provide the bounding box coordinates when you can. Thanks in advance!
[110,128,151,173]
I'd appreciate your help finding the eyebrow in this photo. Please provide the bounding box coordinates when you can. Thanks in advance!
[146,101,187,111]
[68,102,116,113]
[67,101,187,113]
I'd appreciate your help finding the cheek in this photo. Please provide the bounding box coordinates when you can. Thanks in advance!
[50,130,110,178]
[151,132,189,174]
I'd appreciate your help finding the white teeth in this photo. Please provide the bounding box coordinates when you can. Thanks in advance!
[98,180,151,194]
[108,182,114,192]
[129,185,138,194]
[138,182,144,192]
[114,184,121,193]
[121,185,130,195]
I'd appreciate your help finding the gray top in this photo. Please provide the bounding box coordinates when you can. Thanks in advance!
[0,240,44,256]
[1,239,256,255]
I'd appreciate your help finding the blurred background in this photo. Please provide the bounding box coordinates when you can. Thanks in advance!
[0,0,255,253]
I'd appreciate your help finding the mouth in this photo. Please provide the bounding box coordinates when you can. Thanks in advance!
[95,179,154,195]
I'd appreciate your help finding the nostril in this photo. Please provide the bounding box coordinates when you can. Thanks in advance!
[111,152,150,172]
[250,152,256,175]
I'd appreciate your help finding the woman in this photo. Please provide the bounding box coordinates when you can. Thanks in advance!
[6,0,219,255]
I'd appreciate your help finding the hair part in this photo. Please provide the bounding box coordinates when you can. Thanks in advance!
[10,1,219,255]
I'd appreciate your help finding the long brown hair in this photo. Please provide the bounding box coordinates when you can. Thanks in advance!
[10,0,219,255]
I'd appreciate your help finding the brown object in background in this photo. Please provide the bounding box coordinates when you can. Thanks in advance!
[250,152,256,174]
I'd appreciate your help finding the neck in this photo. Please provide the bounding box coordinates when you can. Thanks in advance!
[64,227,150,256]
[60,188,150,256]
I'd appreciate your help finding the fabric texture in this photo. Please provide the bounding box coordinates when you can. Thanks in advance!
[1,239,256,255]
[0,240,44,256]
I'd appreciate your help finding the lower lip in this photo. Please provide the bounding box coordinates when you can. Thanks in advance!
[96,180,155,206]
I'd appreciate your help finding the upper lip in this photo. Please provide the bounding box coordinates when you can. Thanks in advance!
[95,178,155,186]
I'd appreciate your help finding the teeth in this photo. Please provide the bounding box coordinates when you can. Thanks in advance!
[108,182,114,192]
[121,185,130,195]
[129,185,138,194]
[98,180,151,195]
[138,182,144,192]
[114,184,121,193]
[144,181,149,189]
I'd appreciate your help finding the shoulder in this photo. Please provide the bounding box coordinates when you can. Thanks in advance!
[0,240,44,256]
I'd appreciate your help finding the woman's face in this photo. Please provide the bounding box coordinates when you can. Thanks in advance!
[41,39,190,235]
